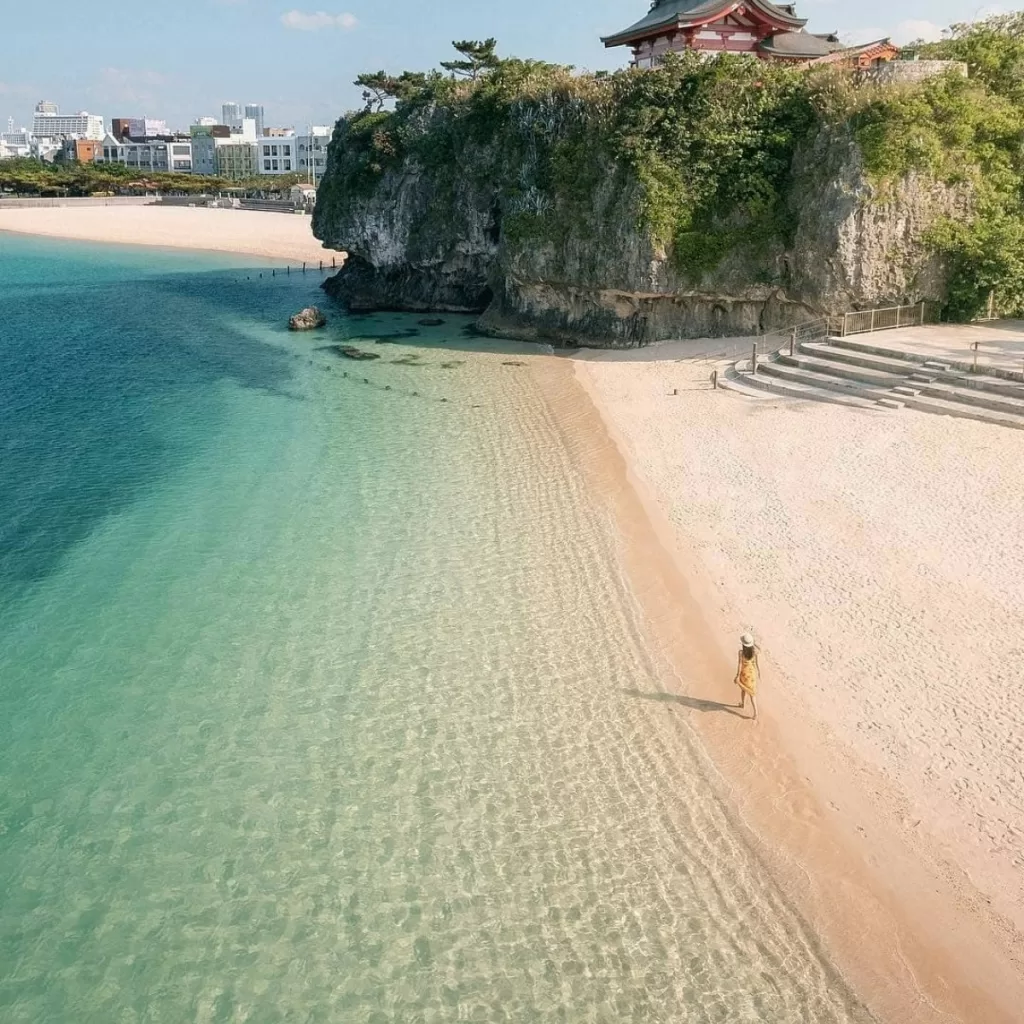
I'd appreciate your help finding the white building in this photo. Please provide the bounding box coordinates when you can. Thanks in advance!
[255,126,330,179]
[256,134,296,174]
[32,109,105,141]
[298,126,331,181]
[1,128,32,157]
[98,133,193,173]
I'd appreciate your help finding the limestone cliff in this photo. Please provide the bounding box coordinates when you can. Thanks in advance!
[312,66,968,347]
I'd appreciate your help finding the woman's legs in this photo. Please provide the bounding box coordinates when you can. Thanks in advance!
[750,694,758,721]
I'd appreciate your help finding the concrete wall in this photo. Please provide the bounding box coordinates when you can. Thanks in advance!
[0,196,154,209]
[861,60,969,85]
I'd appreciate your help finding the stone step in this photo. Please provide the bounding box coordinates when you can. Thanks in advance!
[917,381,1024,418]
[727,362,881,409]
[740,357,1024,428]
[909,373,937,384]
[800,340,921,378]
[716,363,777,401]
[760,357,895,398]
[923,360,952,372]
[897,391,1024,431]
[774,348,906,388]
[876,398,906,410]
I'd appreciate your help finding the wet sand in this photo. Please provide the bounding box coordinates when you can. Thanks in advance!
[0,205,334,263]
[534,346,1024,1024]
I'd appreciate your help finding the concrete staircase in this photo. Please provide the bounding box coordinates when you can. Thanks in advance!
[723,335,1024,430]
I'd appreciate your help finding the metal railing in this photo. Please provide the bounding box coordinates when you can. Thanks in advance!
[838,301,929,337]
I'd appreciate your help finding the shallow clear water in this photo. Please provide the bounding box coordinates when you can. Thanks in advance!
[0,235,872,1022]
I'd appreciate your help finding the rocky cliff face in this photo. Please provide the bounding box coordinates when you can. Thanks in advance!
[788,129,969,313]
[313,111,961,348]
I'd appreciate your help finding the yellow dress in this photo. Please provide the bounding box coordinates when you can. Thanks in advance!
[736,651,759,697]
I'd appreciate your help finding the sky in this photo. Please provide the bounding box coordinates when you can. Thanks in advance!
[0,1,1014,132]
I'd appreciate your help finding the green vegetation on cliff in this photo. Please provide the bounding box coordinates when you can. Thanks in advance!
[323,17,1024,320]
[840,15,1024,319]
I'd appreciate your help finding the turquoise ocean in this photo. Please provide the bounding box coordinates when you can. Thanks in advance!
[0,235,872,1023]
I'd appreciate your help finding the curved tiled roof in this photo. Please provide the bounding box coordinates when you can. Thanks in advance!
[602,0,806,48]
[757,29,839,58]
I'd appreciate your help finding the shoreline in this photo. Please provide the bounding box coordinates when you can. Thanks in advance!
[0,205,335,264]
[531,348,1024,1024]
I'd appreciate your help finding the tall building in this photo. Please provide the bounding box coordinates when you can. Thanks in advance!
[244,104,264,137]
[32,109,105,140]
[221,102,243,130]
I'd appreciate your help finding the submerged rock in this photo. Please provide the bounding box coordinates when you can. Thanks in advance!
[418,317,446,327]
[318,344,380,361]
[288,306,327,331]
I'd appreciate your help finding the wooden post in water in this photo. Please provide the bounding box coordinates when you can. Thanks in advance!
[319,260,323,272]
[287,265,290,275]
[332,256,336,269]
[302,262,306,273]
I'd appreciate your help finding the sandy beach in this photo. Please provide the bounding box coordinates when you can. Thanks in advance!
[560,341,1024,1023]
[0,204,333,263]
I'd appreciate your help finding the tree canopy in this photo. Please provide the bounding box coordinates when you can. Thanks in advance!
[0,157,308,197]
[440,39,500,80]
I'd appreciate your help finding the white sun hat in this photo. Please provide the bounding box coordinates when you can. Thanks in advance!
[740,633,755,648]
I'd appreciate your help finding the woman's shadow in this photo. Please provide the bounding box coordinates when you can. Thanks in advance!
[623,689,746,718]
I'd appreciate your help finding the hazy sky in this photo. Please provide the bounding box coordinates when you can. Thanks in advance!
[1,1,1011,131]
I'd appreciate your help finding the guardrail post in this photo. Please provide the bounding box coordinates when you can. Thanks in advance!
[919,300,926,326]
[870,308,876,332]
[751,342,758,375]
[711,369,718,390]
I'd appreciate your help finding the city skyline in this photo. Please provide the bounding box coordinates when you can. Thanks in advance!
[1,1,1011,130]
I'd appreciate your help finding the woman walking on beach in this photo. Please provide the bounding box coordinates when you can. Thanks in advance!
[735,633,759,721]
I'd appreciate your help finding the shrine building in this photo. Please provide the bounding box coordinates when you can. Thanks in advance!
[602,1,898,67]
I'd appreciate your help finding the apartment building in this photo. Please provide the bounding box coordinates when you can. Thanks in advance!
[98,134,193,173]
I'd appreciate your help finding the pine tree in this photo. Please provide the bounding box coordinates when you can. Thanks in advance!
[440,39,500,81]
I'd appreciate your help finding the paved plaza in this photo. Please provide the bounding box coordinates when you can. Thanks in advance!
[863,321,1024,378]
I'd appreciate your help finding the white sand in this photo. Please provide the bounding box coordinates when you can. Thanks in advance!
[576,340,1024,949]
[0,205,335,263]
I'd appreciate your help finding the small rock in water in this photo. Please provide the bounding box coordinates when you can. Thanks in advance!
[418,317,445,327]
[288,306,327,331]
